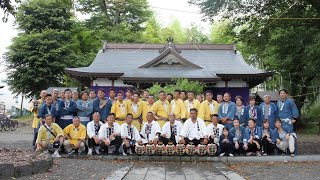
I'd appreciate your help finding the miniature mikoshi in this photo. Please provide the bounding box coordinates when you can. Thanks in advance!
[166,141,175,155]
[186,141,196,155]
[197,140,207,156]
[146,140,155,155]
[156,141,166,155]
[207,143,217,155]
[176,140,185,155]
[135,141,145,155]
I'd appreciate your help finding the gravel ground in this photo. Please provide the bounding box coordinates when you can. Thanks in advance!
[228,161,320,180]
[17,158,134,180]
[0,124,34,150]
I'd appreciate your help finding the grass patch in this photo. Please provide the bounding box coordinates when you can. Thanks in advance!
[14,115,33,123]
[299,122,320,135]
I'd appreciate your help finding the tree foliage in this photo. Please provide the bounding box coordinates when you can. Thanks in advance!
[0,0,20,22]
[148,79,205,99]
[191,0,320,111]
[4,0,79,97]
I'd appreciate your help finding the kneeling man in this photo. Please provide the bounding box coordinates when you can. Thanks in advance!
[99,113,122,154]
[87,112,103,155]
[63,116,86,155]
[120,113,142,155]
[160,113,183,145]
[35,114,64,158]
[180,108,208,146]
[140,112,161,145]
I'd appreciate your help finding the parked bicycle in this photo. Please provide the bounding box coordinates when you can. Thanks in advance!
[0,118,18,131]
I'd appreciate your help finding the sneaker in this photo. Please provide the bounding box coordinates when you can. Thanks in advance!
[219,152,225,157]
[68,150,75,155]
[262,153,267,156]
[122,151,127,156]
[52,151,61,158]
[128,148,133,155]
[246,152,253,156]
[256,152,261,156]
[43,150,49,154]
[94,147,101,155]
[87,148,93,156]
[290,153,295,157]
[229,153,234,157]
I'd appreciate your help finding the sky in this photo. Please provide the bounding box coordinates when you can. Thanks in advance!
[0,0,210,111]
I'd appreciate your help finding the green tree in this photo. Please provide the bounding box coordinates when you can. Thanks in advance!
[148,79,205,100]
[0,0,20,22]
[191,0,320,111]
[4,0,80,97]
[78,0,152,32]
[185,23,209,44]
[143,15,163,43]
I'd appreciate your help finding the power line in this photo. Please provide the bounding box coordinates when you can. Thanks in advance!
[150,6,201,14]
[245,1,298,42]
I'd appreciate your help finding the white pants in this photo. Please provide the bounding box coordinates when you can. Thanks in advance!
[63,140,85,152]
[276,135,295,153]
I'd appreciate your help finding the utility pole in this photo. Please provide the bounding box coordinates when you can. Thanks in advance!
[20,95,23,117]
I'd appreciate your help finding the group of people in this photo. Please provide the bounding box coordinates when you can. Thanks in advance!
[31,88,299,157]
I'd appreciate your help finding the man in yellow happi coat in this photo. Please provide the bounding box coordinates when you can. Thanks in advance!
[111,91,128,125]
[63,116,86,154]
[31,90,47,147]
[151,90,170,128]
[199,90,219,125]
[184,91,201,119]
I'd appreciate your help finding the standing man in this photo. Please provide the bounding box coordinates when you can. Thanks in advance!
[87,112,103,155]
[99,113,122,154]
[127,92,143,131]
[160,113,183,145]
[120,114,142,155]
[125,88,134,102]
[72,91,79,102]
[151,90,170,128]
[93,88,112,123]
[199,90,219,125]
[216,94,224,106]
[31,90,47,148]
[63,116,86,155]
[77,91,93,126]
[89,89,96,103]
[142,90,150,102]
[169,90,186,121]
[35,114,64,158]
[142,95,155,123]
[108,88,117,104]
[277,89,299,132]
[180,108,208,146]
[58,89,77,129]
[111,91,128,125]
[38,94,57,125]
[180,90,187,102]
[218,93,236,130]
[184,91,201,119]
[258,95,278,130]
[140,112,161,145]
[245,96,259,126]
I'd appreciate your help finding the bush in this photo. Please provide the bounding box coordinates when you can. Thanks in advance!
[147,78,205,100]
[304,102,320,122]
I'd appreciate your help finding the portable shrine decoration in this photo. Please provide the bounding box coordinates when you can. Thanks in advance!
[135,142,145,155]
[146,140,155,155]
[156,141,166,155]
[186,142,196,155]
[207,143,217,155]
[176,141,185,155]
[166,141,175,155]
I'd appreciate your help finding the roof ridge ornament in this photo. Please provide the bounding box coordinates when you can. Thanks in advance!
[159,37,181,54]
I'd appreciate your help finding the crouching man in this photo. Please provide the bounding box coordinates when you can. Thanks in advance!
[160,113,183,145]
[99,113,122,154]
[180,108,208,146]
[63,116,86,155]
[86,112,103,155]
[120,113,142,155]
[140,112,161,145]
[35,114,64,158]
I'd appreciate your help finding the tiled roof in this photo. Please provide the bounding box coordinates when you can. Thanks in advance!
[65,43,272,87]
